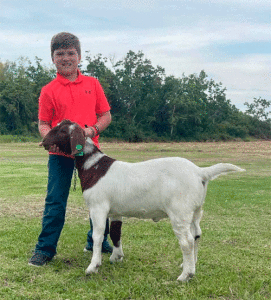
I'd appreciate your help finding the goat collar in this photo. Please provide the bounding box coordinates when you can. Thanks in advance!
[74,146,84,157]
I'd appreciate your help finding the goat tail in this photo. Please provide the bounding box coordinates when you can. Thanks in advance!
[201,163,245,182]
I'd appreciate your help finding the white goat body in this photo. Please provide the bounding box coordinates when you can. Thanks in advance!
[84,156,233,221]
[42,120,245,282]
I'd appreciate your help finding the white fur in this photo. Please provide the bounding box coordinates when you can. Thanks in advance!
[83,152,105,170]
[81,138,245,281]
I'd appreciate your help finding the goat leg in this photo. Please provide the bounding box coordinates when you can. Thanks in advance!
[109,219,124,263]
[85,212,107,274]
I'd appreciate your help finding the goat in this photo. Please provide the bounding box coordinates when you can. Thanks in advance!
[42,120,245,282]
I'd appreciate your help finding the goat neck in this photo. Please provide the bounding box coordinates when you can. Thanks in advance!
[75,139,116,191]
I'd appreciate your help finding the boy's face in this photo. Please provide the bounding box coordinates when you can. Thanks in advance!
[52,47,81,78]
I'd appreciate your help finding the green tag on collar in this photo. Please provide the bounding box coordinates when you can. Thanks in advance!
[75,144,84,156]
[75,152,84,156]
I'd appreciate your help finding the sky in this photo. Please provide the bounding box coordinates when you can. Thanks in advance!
[1,0,270,111]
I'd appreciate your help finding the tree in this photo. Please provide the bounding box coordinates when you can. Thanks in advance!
[1,52,270,140]
[112,51,165,141]
[244,97,271,121]
[0,57,55,134]
[162,71,209,139]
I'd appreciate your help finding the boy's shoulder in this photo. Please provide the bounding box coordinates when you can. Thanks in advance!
[41,77,59,92]
[80,73,99,83]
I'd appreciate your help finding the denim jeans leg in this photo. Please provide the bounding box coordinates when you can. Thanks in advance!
[35,155,75,258]
[86,218,110,246]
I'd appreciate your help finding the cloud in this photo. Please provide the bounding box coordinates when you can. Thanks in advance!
[62,0,159,11]
[143,21,271,51]
[200,0,271,6]
[0,0,270,111]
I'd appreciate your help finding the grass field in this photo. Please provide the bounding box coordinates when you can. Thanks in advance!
[0,141,270,300]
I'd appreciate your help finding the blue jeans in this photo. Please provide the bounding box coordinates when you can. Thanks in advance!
[35,155,109,258]
[35,155,74,257]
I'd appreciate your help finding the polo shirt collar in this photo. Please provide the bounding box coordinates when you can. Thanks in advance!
[56,70,83,85]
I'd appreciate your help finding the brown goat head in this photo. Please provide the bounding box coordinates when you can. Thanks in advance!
[42,120,86,155]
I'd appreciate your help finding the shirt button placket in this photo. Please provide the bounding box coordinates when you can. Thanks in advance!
[69,84,75,105]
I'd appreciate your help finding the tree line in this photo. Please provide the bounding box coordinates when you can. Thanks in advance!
[0,51,270,141]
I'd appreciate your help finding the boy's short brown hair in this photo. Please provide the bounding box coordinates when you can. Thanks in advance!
[51,32,81,58]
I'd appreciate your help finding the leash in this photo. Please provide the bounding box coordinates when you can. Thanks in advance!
[73,148,85,191]
[73,163,77,191]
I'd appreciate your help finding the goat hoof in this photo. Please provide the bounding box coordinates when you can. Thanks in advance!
[85,264,99,275]
[109,254,124,263]
[85,268,98,275]
[177,272,194,282]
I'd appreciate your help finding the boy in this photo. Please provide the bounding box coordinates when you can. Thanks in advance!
[29,32,112,266]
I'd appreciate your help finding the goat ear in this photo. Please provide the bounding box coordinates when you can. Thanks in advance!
[70,125,86,156]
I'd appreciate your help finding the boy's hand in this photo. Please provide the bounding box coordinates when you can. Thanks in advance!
[39,142,60,153]
[48,145,60,153]
[84,127,95,138]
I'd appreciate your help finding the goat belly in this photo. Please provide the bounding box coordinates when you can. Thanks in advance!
[76,156,116,191]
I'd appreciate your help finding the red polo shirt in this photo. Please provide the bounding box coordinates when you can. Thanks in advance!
[39,71,110,152]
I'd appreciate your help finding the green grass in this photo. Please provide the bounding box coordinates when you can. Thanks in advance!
[0,141,270,299]
[0,135,40,143]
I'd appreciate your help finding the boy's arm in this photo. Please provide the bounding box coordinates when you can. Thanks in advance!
[96,111,112,133]
[38,120,52,138]
[38,120,60,153]
[84,111,112,138]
